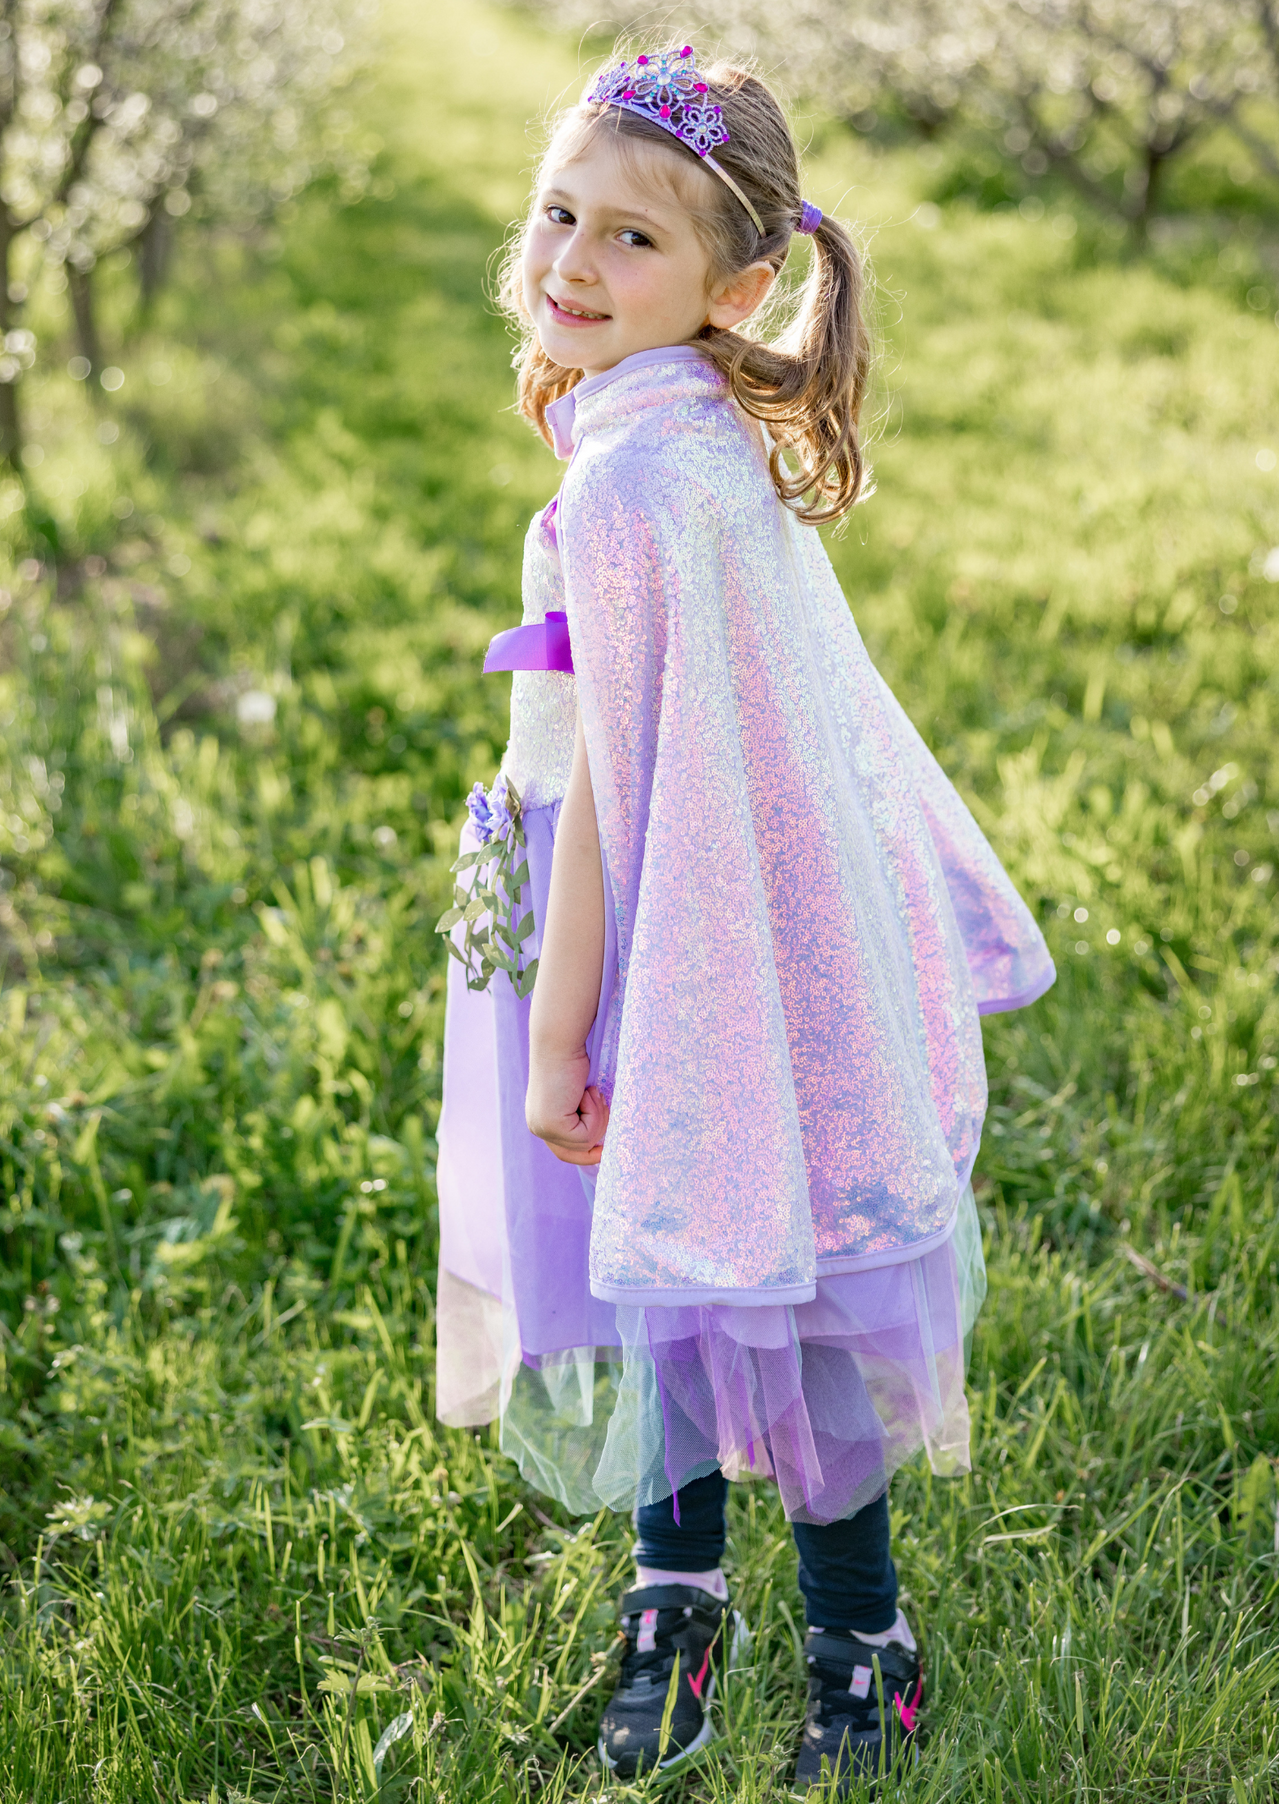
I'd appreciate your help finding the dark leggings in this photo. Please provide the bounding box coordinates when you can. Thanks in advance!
[634,1469,898,1633]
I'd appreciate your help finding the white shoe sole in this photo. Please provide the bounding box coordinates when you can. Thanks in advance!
[597,1609,751,1775]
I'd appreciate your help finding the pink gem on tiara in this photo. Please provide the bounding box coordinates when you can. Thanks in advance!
[586,47,730,161]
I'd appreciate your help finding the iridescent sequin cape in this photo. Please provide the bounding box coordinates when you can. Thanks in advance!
[553,347,1054,1306]
[434,345,1054,1522]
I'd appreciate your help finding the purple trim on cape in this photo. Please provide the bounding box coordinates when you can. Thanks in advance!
[591,1203,966,1305]
[976,969,1057,1016]
[546,344,709,461]
[813,1208,963,1276]
[591,1278,821,1308]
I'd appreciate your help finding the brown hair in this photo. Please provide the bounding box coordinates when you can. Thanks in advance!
[498,52,873,526]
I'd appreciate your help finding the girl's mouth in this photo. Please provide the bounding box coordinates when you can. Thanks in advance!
[546,293,610,326]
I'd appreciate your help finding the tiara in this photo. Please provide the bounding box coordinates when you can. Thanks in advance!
[587,47,766,236]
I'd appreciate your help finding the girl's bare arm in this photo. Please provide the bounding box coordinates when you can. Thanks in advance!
[525,714,609,1165]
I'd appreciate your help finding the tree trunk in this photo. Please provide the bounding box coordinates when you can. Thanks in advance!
[1143,145,1166,221]
[137,206,173,315]
[0,215,21,476]
[0,373,18,476]
[1126,144,1167,244]
[69,264,102,380]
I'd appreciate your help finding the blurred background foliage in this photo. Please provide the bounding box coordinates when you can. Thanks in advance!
[0,0,1275,1798]
[520,0,1279,232]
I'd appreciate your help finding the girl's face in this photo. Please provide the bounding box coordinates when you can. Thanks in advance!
[522,130,773,378]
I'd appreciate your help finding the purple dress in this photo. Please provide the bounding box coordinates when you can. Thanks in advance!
[435,347,1053,1523]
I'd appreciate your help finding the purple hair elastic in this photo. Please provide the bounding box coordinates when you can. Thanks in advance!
[796,200,822,235]
[587,47,765,236]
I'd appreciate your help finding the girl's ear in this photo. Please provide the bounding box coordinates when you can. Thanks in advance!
[706,260,776,332]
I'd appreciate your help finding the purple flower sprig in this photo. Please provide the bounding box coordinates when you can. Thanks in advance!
[439,772,537,997]
[488,776,514,842]
[466,776,516,847]
[465,780,495,845]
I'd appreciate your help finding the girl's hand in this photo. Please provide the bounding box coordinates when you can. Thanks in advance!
[526,1049,610,1166]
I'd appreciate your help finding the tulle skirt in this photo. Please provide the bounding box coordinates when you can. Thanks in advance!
[435,804,986,1525]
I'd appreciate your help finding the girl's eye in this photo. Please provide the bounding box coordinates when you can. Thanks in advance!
[619,229,653,249]
[546,206,575,226]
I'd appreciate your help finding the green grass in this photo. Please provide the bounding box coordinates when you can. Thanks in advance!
[0,3,1276,1798]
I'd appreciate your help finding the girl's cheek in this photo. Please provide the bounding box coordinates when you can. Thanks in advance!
[526,220,555,265]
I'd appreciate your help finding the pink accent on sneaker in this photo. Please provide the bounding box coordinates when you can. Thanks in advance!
[637,1608,658,1653]
[687,1648,711,1700]
[896,1678,923,1733]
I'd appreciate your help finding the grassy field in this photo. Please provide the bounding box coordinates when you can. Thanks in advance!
[0,2,1276,1798]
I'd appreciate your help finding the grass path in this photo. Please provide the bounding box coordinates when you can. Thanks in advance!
[0,2,1275,1797]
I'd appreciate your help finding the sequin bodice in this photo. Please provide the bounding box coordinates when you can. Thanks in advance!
[500,503,576,810]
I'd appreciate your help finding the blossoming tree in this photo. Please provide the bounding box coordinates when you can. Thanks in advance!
[0,0,370,472]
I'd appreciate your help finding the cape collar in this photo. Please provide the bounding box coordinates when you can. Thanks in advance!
[546,343,712,461]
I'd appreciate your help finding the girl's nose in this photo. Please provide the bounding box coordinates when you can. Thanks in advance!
[553,228,598,289]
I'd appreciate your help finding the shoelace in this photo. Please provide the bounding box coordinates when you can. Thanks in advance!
[620,1604,719,1687]
[810,1645,915,1704]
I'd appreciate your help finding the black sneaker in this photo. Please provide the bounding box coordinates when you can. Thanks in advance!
[596,1583,747,1778]
[793,1627,922,1795]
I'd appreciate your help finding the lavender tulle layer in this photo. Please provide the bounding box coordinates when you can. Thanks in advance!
[435,802,987,1526]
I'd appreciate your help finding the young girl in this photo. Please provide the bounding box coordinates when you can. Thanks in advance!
[435,45,1054,1791]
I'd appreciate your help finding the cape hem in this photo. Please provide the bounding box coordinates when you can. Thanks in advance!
[589,1276,818,1308]
[975,963,1057,1016]
[813,1206,960,1278]
[589,1204,963,1307]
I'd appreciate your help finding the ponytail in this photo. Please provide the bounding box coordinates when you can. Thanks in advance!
[699,210,870,525]
[502,52,873,528]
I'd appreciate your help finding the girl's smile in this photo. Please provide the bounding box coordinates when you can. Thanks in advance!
[545,293,612,325]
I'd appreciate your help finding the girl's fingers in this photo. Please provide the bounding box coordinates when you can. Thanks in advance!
[578,1084,610,1141]
[543,1085,609,1166]
[549,1140,603,1166]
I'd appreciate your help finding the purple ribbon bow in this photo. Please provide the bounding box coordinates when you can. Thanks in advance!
[483,610,575,674]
